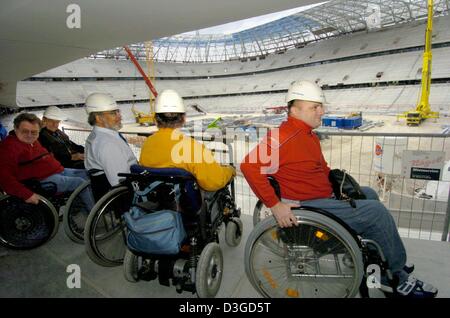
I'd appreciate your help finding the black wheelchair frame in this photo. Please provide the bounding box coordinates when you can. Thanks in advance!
[83,165,242,297]
[63,170,111,244]
[246,177,399,298]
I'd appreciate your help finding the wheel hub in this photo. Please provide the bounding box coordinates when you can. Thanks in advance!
[15,217,32,231]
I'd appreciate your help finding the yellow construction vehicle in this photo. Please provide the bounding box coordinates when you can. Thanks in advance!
[131,104,155,126]
[397,0,439,126]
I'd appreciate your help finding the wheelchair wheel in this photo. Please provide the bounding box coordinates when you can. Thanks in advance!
[84,186,133,267]
[63,180,91,244]
[196,242,223,298]
[244,209,363,298]
[123,249,140,282]
[253,200,272,226]
[0,194,59,250]
[225,217,243,247]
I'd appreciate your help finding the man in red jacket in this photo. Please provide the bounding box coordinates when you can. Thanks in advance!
[240,80,437,298]
[0,113,92,208]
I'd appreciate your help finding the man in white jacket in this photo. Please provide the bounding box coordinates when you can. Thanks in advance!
[84,93,137,189]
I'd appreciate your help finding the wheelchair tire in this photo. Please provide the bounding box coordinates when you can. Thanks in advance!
[0,195,59,250]
[84,186,133,267]
[63,180,91,244]
[225,217,243,247]
[196,242,223,298]
[123,249,139,283]
[244,209,364,298]
[253,200,272,226]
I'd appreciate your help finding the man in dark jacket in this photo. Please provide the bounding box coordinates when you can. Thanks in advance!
[39,106,85,169]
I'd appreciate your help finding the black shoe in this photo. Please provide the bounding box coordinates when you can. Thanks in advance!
[403,263,414,274]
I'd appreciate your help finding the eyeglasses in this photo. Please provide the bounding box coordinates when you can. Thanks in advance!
[18,129,39,136]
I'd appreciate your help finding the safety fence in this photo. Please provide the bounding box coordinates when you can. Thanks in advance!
[63,126,450,241]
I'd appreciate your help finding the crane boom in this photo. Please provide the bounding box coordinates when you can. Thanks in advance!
[397,0,439,125]
[124,45,158,125]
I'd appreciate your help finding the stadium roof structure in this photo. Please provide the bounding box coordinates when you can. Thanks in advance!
[92,0,450,63]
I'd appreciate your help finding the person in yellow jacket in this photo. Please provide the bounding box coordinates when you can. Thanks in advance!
[140,89,235,191]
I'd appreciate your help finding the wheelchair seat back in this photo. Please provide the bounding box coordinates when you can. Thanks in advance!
[87,169,112,201]
[129,165,202,217]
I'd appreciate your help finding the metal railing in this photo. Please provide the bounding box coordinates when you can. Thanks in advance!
[63,127,450,241]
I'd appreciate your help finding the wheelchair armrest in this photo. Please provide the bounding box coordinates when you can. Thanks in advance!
[21,179,42,189]
[125,164,197,184]
[118,172,195,184]
[22,179,58,197]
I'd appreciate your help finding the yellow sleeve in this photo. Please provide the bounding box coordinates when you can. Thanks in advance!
[187,139,235,191]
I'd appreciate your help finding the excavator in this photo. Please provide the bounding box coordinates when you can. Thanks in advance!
[397,0,439,126]
[207,117,222,129]
[124,44,157,126]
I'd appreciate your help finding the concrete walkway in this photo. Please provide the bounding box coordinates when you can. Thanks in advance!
[0,215,448,298]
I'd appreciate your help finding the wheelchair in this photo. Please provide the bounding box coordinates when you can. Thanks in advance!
[83,164,243,297]
[62,170,111,244]
[62,180,91,244]
[245,177,398,298]
[0,180,64,250]
[0,175,97,249]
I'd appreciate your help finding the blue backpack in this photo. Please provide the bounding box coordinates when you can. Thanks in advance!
[124,207,186,255]
[123,181,186,255]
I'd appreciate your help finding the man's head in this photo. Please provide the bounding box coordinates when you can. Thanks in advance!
[154,89,186,129]
[286,80,326,128]
[42,106,66,132]
[85,93,122,130]
[13,113,41,144]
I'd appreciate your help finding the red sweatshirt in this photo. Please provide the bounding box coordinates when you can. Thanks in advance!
[240,116,332,208]
[0,134,64,200]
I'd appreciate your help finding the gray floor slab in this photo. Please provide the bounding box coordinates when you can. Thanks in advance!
[0,214,448,298]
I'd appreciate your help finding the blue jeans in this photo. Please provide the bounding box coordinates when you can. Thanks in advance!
[289,187,409,284]
[40,168,95,211]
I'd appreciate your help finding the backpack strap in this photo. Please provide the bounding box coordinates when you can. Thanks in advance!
[132,180,163,204]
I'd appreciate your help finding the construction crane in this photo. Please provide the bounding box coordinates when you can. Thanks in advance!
[397,0,439,126]
[124,44,158,126]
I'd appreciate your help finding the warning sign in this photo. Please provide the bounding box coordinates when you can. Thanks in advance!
[401,150,445,180]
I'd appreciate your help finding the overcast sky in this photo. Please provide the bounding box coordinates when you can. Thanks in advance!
[183,2,327,35]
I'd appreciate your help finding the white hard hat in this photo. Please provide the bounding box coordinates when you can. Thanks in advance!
[155,89,185,113]
[85,93,118,114]
[43,106,66,121]
[285,80,326,104]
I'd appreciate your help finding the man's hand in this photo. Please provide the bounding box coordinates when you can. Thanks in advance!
[71,152,85,161]
[25,193,40,205]
[270,201,300,228]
